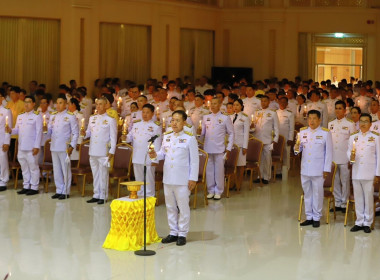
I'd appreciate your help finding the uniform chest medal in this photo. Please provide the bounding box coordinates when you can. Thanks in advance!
[316,135,323,139]
[354,136,358,142]
[64,117,69,122]
[179,139,186,143]
[207,118,210,122]
[368,136,375,142]
[342,126,348,130]
[266,113,271,117]
[374,125,378,130]
[148,126,153,132]
[218,119,222,124]
[329,125,334,130]
[103,120,108,125]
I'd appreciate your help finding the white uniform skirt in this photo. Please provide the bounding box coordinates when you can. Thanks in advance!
[236,146,246,167]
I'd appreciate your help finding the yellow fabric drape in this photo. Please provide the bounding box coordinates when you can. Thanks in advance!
[103,197,161,251]
[180,29,214,80]
[0,17,60,93]
[99,23,151,84]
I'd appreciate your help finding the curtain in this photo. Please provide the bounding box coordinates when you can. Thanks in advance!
[180,29,214,80]
[99,23,151,84]
[298,32,312,80]
[0,17,60,93]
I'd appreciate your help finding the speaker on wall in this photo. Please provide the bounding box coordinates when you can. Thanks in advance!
[211,67,253,84]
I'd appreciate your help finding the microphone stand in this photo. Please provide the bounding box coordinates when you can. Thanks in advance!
[135,139,156,256]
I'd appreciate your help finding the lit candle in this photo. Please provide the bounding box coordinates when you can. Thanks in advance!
[353,140,356,152]
[304,105,307,111]
[207,100,210,108]
[186,110,189,115]
[117,97,122,108]
[5,116,8,127]
[251,114,254,123]
[296,132,300,144]
[358,100,360,106]
[123,120,127,133]
[199,120,202,128]
[43,115,46,126]
[81,118,85,130]
[163,118,166,129]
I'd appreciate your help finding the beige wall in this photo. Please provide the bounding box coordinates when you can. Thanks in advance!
[1,0,380,91]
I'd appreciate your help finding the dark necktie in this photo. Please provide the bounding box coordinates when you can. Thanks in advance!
[233,113,238,124]
[298,105,301,113]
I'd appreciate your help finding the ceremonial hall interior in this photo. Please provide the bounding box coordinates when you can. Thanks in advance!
[1,0,380,279]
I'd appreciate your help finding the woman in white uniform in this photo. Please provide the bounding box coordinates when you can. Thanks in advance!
[68,98,84,162]
[231,99,250,191]
[350,106,361,131]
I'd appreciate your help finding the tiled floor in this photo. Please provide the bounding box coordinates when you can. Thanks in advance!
[0,176,380,280]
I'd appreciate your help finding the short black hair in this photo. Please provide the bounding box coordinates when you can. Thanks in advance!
[195,94,205,100]
[307,109,321,119]
[24,95,35,103]
[172,110,187,121]
[170,97,179,101]
[10,86,21,93]
[138,95,148,101]
[351,106,361,114]
[69,98,81,111]
[143,103,155,113]
[228,93,239,102]
[102,93,114,104]
[335,100,346,109]
[261,95,270,101]
[297,94,306,102]
[360,113,372,123]
[57,93,67,101]
[0,88,6,98]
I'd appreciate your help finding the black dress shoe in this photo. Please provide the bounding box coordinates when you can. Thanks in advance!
[313,221,320,228]
[253,179,261,183]
[97,199,105,204]
[275,174,282,179]
[262,180,269,184]
[51,193,60,199]
[350,225,363,232]
[58,194,70,200]
[0,186,6,192]
[300,220,313,226]
[330,207,341,213]
[176,236,186,246]
[161,235,178,244]
[17,188,29,195]
[363,226,372,233]
[87,198,99,203]
[26,190,39,196]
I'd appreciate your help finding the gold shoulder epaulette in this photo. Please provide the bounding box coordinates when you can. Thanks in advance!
[51,111,58,115]
[185,123,192,128]
[300,127,307,131]
[222,112,228,116]
[184,131,193,136]
[133,119,141,123]
[350,131,359,136]
[322,127,329,132]
[4,106,9,110]
[154,121,161,126]
[19,112,25,115]
[372,131,380,136]
[164,131,173,135]
[286,110,292,113]
[242,112,248,117]
[34,110,40,115]
[67,111,74,115]
[347,118,354,123]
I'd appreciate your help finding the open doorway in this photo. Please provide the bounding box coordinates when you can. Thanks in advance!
[315,46,363,84]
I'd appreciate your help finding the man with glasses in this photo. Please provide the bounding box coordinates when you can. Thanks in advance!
[8,96,42,196]
[348,113,380,233]
[295,110,332,228]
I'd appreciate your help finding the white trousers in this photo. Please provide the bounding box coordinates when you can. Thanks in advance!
[301,175,325,221]
[277,145,290,174]
[90,156,109,200]
[260,144,272,180]
[18,150,40,190]
[0,149,9,186]
[352,179,374,227]
[133,164,155,197]
[206,153,225,195]
[333,163,350,208]
[52,151,71,195]
[164,184,190,237]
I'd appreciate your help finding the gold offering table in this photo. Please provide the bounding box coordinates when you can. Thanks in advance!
[103,182,161,251]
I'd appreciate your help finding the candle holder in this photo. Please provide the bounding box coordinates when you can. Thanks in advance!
[350,150,356,164]
[294,133,301,153]
[121,121,128,143]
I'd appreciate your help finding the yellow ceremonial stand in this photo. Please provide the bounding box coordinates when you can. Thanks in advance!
[102,196,161,251]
